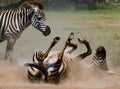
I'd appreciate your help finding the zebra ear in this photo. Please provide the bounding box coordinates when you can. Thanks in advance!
[29,5,39,12]
[27,1,44,9]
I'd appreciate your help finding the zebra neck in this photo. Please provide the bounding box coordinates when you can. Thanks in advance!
[92,55,106,65]
[16,7,31,28]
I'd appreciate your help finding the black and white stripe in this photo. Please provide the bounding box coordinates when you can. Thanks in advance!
[0,1,51,60]
[26,49,69,83]
[25,34,71,83]
[92,46,109,71]
[26,33,114,83]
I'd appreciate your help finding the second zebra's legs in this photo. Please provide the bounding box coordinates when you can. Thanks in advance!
[42,36,60,59]
[65,42,77,54]
[58,33,75,60]
[52,33,74,83]
[33,36,60,63]
[75,37,92,59]
[65,33,77,54]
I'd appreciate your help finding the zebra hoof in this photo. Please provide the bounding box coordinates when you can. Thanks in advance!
[78,37,85,44]
[53,37,60,43]
[69,32,74,40]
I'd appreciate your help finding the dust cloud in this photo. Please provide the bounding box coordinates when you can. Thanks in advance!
[0,61,28,84]
[0,59,120,89]
[62,61,120,88]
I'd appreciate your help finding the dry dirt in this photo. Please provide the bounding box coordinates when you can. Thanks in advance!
[0,60,120,89]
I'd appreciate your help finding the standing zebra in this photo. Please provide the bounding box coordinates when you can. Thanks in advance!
[0,1,51,61]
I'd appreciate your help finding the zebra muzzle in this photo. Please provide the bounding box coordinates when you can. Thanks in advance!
[42,26,51,36]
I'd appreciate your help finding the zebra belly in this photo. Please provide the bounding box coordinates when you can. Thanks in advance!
[27,52,72,82]
[45,59,68,81]
[44,52,72,79]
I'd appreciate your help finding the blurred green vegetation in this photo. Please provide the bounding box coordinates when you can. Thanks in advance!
[0,0,120,11]
[0,0,28,10]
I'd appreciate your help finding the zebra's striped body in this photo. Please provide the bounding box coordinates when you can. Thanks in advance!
[25,33,92,84]
[25,33,113,84]
[0,1,51,61]
[28,51,71,83]
[0,8,29,40]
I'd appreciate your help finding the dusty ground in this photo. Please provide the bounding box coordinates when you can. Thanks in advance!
[0,60,120,89]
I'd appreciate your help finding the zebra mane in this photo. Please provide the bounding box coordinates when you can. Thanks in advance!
[18,1,44,9]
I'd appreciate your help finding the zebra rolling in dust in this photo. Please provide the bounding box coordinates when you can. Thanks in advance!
[0,1,51,61]
[25,33,92,83]
[25,33,113,84]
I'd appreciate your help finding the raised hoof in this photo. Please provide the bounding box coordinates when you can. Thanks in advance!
[69,32,74,40]
[78,37,87,44]
[53,37,60,43]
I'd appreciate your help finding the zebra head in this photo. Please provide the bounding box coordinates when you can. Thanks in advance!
[92,46,106,65]
[95,46,106,63]
[28,2,51,36]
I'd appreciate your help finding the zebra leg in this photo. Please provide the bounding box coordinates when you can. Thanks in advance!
[65,43,77,54]
[5,38,16,61]
[32,50,45,63]
[58,33,74,60]
[51,33,74,83]
[42,36,60,59]
[65,33,77,54]
[75,37,92,59]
